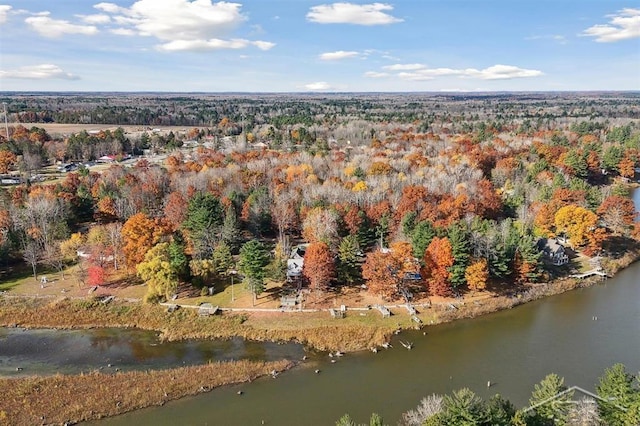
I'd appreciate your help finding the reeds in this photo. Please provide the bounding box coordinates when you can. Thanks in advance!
[0,359,294,425]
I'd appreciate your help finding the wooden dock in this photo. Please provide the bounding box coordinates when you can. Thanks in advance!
[404,303,417,315]
[373,304,391,318]
[570,269,608,279]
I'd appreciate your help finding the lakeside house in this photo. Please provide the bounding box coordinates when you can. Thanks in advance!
[537,238,569,266]
[286,244,308,281]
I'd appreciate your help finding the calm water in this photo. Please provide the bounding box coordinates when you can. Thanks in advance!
[94,189,640,425]
[0,328,306,377]
[93,263,640,425]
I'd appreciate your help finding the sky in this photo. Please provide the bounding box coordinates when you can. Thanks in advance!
[0,0,638,92]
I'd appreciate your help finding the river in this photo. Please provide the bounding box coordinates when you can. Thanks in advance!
[90,260,639,425]
[11,189,640,425]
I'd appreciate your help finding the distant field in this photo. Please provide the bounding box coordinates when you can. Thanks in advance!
[10,122,202,137]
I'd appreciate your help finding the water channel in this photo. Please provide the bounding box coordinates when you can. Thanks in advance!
[0,328,306,377]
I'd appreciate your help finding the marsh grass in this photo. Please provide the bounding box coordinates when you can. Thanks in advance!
[0,359,294,425]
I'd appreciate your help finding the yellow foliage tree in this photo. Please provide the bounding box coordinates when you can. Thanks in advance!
[137,243,178,302]
[60,233,85,262]
[465,258,488,292]
[352,180,368,192]
[554,205,598,248]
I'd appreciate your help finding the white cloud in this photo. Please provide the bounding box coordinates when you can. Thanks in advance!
[76,14,111,25]
[307,2,403,25]
[525,34,567,44]
[252,40,276,51]
[363,71,389,78]
[120,0,246,40]
[94,2,127,14]
[319,50,360,60]
[367,64,543,81]
[0,64,80,80]
[25,14,98,37]
[581,8,640,42]
[383,63,425,71]
[471,64,543,80]
[157,38,275,52]
[0,5,11,24]
[94,0,274,52]
[304,81,332,90]
[110,27,136,36]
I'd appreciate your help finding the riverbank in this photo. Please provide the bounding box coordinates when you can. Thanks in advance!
[0,249,638,425]
[2,248,638,353]
[0,359,294,425]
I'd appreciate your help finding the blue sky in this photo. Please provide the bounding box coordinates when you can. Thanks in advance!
[0,1,638,92]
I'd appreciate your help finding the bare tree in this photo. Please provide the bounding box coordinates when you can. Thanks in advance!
[567,398,603,426]
[402,394,444,426]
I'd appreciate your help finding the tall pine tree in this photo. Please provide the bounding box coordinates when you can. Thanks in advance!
[447,222,471,292]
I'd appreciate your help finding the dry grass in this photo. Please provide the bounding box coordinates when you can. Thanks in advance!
[0,296,395,352]
[0,359,294,425]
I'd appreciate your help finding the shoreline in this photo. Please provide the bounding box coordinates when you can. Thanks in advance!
[2,249,638,352]
[0,249,638,425]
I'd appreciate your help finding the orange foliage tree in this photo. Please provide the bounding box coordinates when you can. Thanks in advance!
[597,195,637,236]
[121,212,170,270]
[0,150,17,174]
[362,249,403,300]
[302,242,336,294]
[423,237,454,297]
[465,258,488,292]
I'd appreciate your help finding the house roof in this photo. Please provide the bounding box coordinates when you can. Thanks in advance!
[537,238,565,253]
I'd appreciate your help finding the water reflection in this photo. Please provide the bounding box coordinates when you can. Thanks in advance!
[0,328,305,377]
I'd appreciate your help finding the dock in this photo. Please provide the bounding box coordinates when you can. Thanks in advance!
[404,303,417,315]
[373,304,391,318]
[570,269,608,279]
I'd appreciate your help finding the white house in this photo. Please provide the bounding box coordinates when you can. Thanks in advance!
[537,238,569,266]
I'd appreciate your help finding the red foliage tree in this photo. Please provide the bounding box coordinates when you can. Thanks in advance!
[164,191,188,231]
[302,242,336,294]
[87,264,106,286]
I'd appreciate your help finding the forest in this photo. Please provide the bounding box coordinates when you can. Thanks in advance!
[0,93,639,306]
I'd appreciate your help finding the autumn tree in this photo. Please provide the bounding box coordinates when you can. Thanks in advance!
[0,150,17,174]
[465,258,488,292]
[163,191,188,231]
[554,205,598,248]
[597,195,637,236]
[238,240,270,306]
[87,264,106,287]
[137,242,178,302]
[424,237,454,297]
[121,212,169,269]
[362,248,402,300]
[303,241,336,294]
